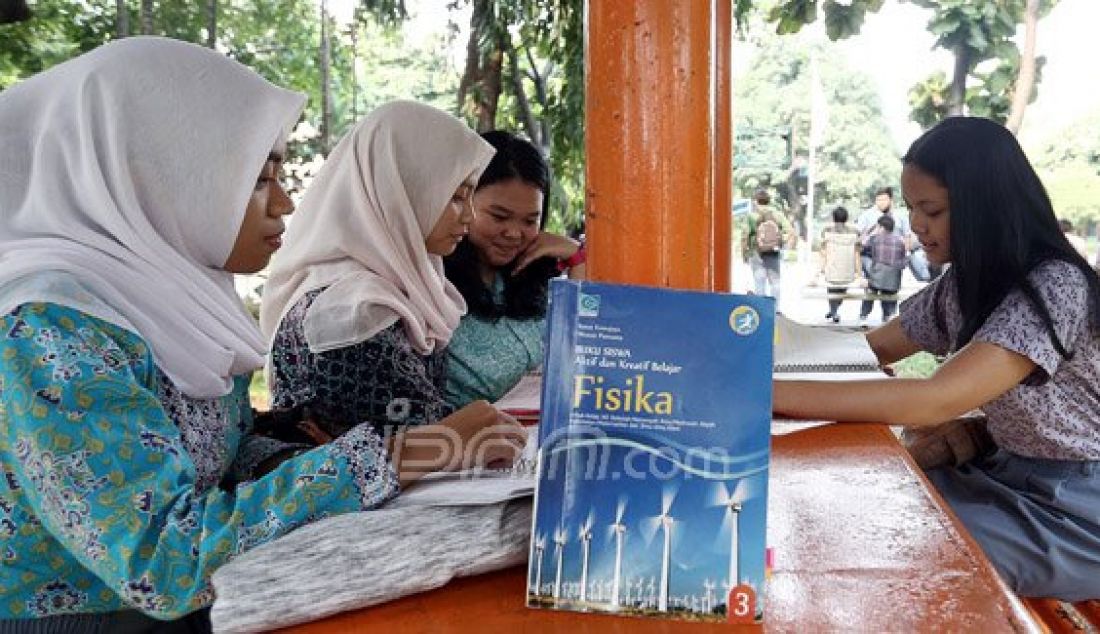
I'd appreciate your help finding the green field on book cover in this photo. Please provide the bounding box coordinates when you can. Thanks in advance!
[528,280,773,624]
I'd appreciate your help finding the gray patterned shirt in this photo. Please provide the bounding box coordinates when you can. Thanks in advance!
[900,260,1100,460]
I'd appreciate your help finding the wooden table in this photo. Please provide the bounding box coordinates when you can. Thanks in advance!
[280,423,1039,633]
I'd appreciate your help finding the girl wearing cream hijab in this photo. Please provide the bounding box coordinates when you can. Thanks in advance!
[0,41,520,633]
[261,100,524,445]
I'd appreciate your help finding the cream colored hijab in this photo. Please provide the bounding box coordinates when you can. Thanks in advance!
[260,101,495,355]
[0,37,305,398]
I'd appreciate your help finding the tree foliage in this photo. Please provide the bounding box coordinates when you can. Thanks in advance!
[733,29,898,237]
[1031,109,1100,230]
[756,0,1056,131]
[450,0,584,232]
[764,0,886,41]
[0,0,114,88]
[904,0,1055,127]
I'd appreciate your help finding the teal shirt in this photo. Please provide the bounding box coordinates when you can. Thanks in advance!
[445,276,545,407]
[0,301,399,620]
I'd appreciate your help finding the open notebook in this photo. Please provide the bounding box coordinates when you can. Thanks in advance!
[774,314,881,374]
[383,429,538,509]
[387,374,545,509]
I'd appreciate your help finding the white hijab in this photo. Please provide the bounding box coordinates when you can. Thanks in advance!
[0,37,305,398]
[259,100,495,355]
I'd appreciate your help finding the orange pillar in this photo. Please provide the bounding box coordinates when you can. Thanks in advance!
[714,0,733,292]
[585,1,732,291]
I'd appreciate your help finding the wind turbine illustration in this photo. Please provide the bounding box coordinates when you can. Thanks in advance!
[608,498,628,608]
[578,510,594,603]
[703,578,716,613]
[553,527,567,601]
[532,535,546,596]
[713,478,754,588]
[641,484,680,613]
[658,511,674,611]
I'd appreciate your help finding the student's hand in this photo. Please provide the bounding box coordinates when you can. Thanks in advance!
[513,232,581,274]
[901,416,992,470]
[391,401,527,487]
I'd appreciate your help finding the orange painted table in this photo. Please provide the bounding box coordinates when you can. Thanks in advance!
[280,424,1038,633]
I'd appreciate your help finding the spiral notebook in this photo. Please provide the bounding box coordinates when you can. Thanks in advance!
[774,315,881,374]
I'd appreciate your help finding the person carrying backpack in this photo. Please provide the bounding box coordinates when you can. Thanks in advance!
[741,188,790,306]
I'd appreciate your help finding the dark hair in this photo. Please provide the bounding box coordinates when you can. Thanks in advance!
[1059,218,1074,233]
[832,206,848,223]
[903,116,1100,358]
[874,186,894,199]
[444,131,556,320]
[754,188,771,205]
[877,214,895,232]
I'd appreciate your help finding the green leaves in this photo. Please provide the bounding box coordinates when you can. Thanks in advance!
[765,0,889,41]
[767,0,817,36]
[734,30,898,230]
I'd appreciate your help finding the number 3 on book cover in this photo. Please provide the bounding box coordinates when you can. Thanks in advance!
[527,280,772,623]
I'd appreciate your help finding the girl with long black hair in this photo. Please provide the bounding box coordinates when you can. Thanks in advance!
[443,131,586,406]
[775,116,1100,600]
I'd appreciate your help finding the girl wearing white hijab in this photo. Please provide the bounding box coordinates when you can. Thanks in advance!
[260,100,521,443]
[0,40,521,632]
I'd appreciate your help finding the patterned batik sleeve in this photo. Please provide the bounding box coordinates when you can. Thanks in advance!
[0,304,399,620]
[973,260,1089,383]
[899,270,954,355]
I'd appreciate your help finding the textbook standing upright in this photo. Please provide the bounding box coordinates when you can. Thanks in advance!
[528,280,773,623]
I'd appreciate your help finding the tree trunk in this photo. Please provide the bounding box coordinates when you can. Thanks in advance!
[140,0,153,35]
[115,0,129,38]
[785,171,804,238]
[456,0,503,132]
[948,44,970,116]
[476,47,503,132]
[1005,0,1040,134]
[320,0,332,154]
[205,0,217,48]
[508,47,539,145]
[525,46,554,148]
[456,4,482,116]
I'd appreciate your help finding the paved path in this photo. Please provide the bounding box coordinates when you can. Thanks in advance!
[731,255,930,327]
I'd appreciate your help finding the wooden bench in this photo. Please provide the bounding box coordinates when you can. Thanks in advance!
[277,424,1039,633]
[1023,598,1100,633]
[801,287,915,302]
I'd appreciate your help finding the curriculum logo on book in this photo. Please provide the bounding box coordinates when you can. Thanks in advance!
[578,292,601,317]
[729,306,760,336]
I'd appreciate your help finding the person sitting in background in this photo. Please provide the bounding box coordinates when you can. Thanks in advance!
[775,116,1100,601]
[857,186,911,279]
[820,206,861,323]
[260,101,524,451]
[443,131,584,407]
[859,214,908,325]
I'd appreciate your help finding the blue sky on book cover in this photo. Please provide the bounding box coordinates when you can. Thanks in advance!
[529,280,773,622]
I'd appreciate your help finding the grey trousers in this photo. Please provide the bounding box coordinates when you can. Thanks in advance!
[928,449,1100,601]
